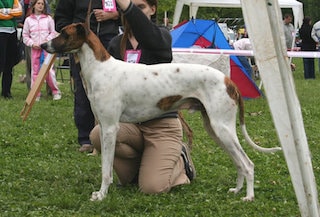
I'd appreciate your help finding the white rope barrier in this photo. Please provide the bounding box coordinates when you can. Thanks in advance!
[172,48,320,58]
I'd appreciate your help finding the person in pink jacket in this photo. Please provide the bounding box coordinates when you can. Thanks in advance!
[22,0,61,101]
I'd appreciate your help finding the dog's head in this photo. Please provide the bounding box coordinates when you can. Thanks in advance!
[41,23,89,54]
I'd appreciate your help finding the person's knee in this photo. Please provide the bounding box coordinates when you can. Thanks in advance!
[89,125,101,152]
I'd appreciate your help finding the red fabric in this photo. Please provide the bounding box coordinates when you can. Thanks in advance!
[230,59,260,98]
[194,36,211,48]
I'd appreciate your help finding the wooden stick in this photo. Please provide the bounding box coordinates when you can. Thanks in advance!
[20,53,57,121]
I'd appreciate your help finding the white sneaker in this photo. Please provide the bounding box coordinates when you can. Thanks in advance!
[35,96,40,102]
[53,93,61,100]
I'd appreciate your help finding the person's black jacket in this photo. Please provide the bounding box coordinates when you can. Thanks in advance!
[54,0,120,47]
[108,2,172,64]
[299,23,316,51]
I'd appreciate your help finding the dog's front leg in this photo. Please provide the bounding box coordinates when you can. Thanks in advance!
[90,124,118,201]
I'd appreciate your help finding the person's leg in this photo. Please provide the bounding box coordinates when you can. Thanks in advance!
[70,57,95,150]
[44,52,61,97]
[0,33,9,97]
[309,58,315,79]
[138,118,190,194]
[304,58,315,79]
[303,58,309,79]
[30,48,42,97]
[1,32,16,98]
[25,46,32,90]
[90,123,144,185]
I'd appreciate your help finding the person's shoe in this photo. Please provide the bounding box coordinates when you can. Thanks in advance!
[53,93,62,100]
[181,143,196,181]
[1,93,12,99]
[35,96,40,101]
[79,144,93,153]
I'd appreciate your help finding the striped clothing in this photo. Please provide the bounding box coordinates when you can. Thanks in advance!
[0,0,23,33]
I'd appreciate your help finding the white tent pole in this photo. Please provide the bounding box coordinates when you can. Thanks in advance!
[241,0,319,216]
[173,0,184,26]
[189,4,199,19]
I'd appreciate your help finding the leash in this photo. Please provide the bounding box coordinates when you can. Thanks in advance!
[70,11,98,94]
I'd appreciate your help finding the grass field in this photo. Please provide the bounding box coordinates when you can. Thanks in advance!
[0,58,319,216]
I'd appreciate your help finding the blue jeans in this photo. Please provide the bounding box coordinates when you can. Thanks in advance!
[303,58,315,79]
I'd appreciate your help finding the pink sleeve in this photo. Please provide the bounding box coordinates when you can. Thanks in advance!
[47,16,57,41]
[22,18,33,47]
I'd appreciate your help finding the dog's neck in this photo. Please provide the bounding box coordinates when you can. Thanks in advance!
[83,30,111,62]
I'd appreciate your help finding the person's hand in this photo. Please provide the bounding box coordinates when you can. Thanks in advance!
[32,44,41,49]
[93,9,119,22]
[0,8,11,15]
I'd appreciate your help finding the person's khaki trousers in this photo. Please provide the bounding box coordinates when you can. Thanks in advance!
[90,117,189,194]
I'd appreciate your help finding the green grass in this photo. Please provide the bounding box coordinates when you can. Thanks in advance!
[0,58,319,216]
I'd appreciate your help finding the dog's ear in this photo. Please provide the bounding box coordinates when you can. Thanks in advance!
[75,23,89,37]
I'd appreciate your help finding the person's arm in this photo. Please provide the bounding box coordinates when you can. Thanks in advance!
[115,0,131,11]
[54,0,75,32]
[121,2,172,51]
[0,0,22,20]
[47,16,57,41]
[22,18,33,47]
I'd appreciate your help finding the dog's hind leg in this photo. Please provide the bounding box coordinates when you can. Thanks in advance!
[90,124,119,201]
[201,110,254,201]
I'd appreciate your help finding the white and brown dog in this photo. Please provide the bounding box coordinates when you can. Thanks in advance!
[41,22,281,202]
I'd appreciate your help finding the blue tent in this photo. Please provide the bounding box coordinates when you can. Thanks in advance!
[171,19,261,99]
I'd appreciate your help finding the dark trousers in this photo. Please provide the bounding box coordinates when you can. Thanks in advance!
[70,56,95,145]
[0,32,17,97]
[303,58,315,79]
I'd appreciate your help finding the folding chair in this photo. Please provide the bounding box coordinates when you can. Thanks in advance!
[55,53,70,82]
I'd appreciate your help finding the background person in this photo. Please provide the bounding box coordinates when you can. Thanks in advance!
[22,0,61,100]
[311,19,320,73]
[90,0,195,194]
[299,16,316,79]
[0,0,23,99]
[232,35,253,79]
[54,0,120,152]
[283,13,295,50]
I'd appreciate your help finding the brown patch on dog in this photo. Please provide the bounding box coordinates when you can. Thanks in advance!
[157,95,183,110]
[224,77,245,125]
[49,24,87,53]
[86,30,111,62]
[152,72,158,76]
[225,77,240,101]
[176,68,180,73]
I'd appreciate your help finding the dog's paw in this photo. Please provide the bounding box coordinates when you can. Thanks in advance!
[241,196,254,202]
[90,191,105,201]
[228,187,241,194]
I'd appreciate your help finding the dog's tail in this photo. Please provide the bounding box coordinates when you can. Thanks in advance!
[239,99,282,153]
[226,77,282,153]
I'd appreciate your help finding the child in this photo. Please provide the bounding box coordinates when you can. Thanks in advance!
[22,0,61,100]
